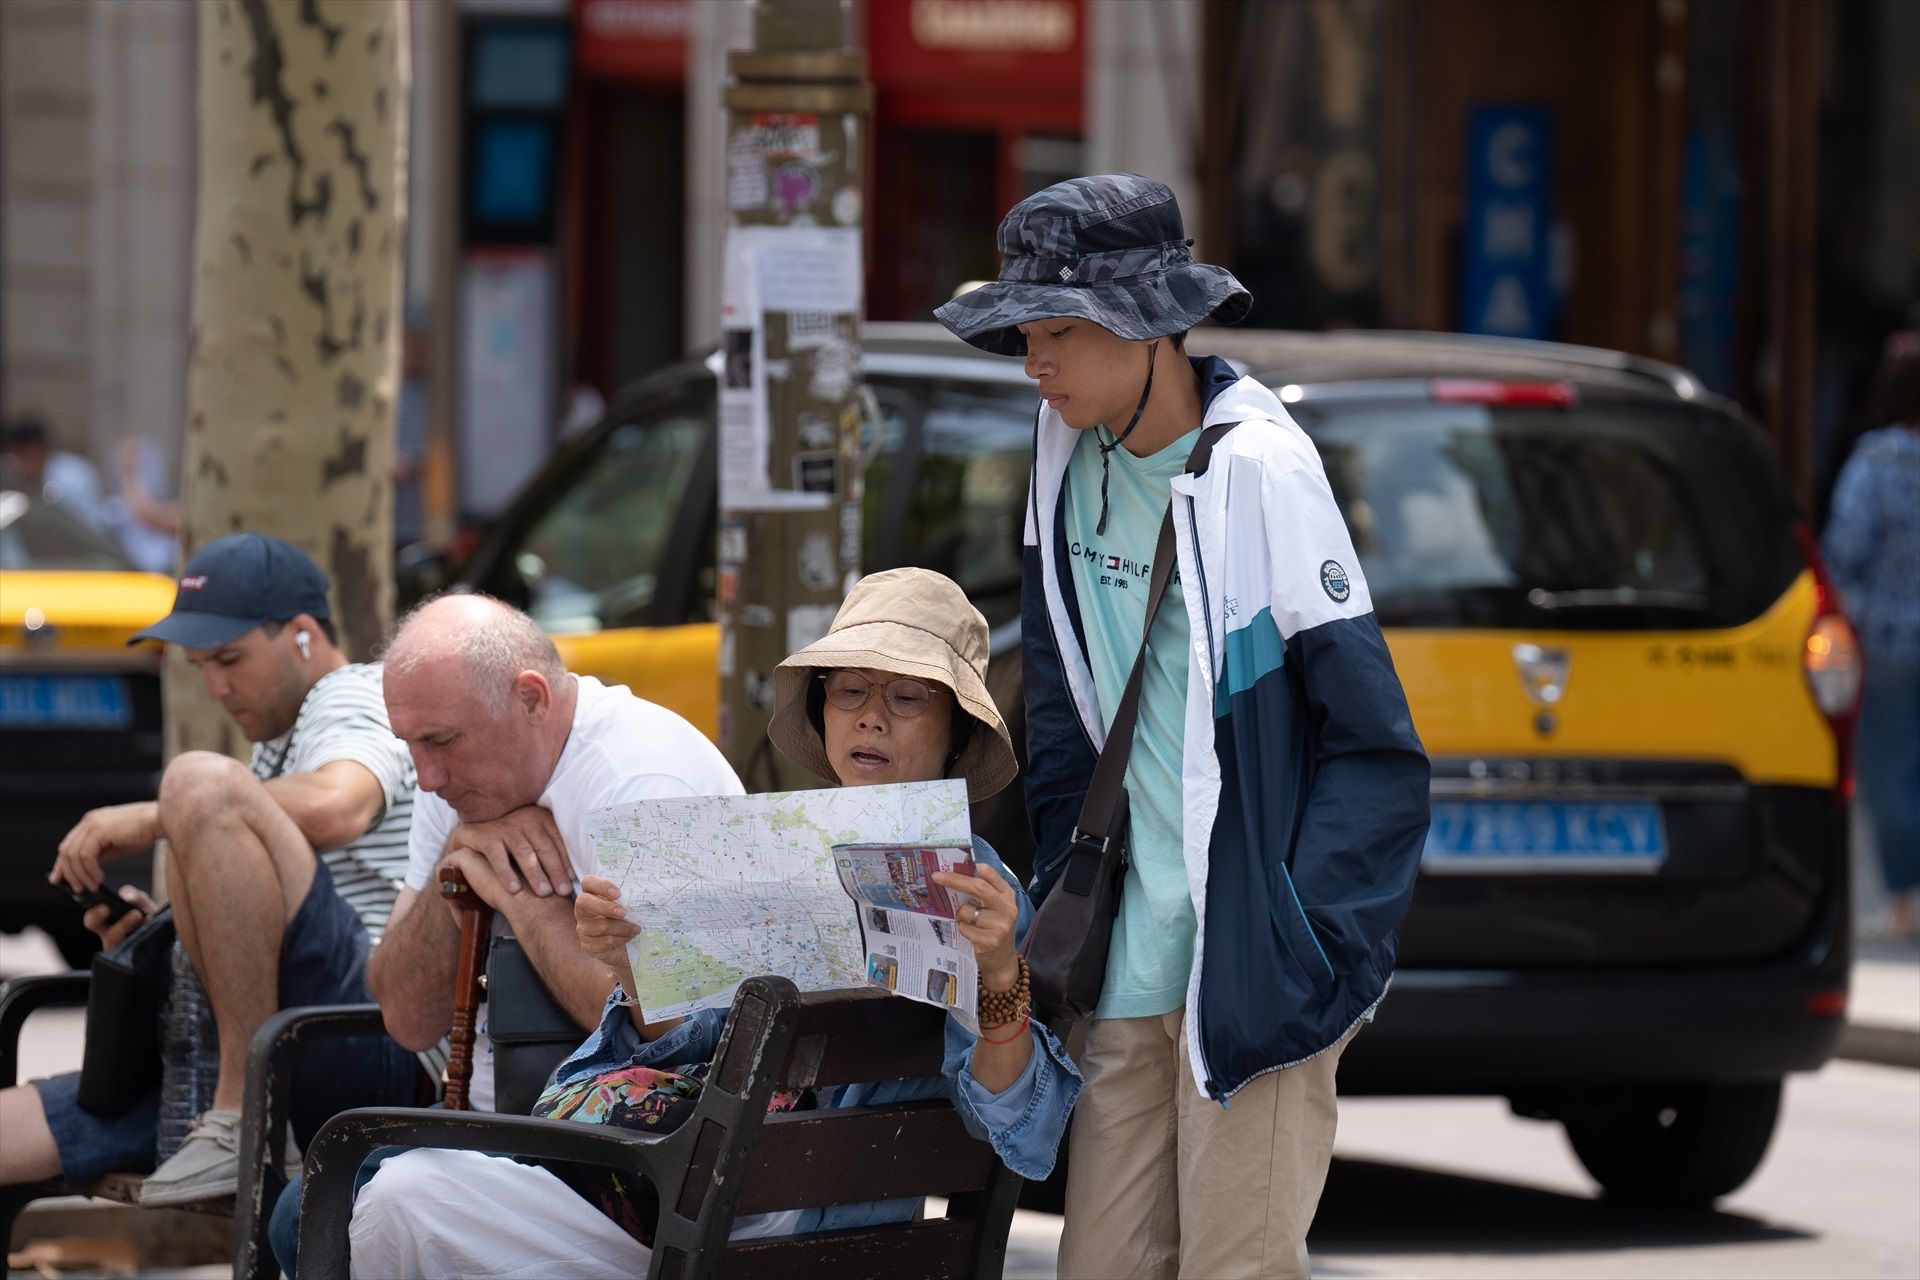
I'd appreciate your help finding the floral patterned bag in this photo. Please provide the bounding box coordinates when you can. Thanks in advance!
[532,1059,808,1244]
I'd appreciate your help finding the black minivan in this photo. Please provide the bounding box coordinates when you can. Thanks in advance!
[425,322,1855,1204]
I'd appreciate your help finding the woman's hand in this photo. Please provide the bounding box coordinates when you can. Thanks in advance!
[933,863,1020,994]
[575,874,640,972]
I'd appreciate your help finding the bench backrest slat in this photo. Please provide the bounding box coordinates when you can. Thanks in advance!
[734,1105,996,1214]
[769,988,947,1089]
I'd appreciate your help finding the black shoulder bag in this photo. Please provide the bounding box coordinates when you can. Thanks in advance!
[487,932,586,1116]
[1024,422,1235,1028]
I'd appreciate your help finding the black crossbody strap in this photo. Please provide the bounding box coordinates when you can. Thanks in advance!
[1072,421,1236,853]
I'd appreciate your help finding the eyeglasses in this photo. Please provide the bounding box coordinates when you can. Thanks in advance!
[820,671,937,719]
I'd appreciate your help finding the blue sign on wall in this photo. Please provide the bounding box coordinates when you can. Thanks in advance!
[1460,105,1554,340]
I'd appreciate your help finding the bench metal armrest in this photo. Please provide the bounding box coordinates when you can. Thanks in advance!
[0,971,90,1087]
[235,1003,393,1280]
[296,1106,696,1278]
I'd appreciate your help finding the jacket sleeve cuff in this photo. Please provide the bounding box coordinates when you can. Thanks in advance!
[952,1020,1083,1181]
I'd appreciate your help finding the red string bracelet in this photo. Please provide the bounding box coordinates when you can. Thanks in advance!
[978,1009,1031,1044]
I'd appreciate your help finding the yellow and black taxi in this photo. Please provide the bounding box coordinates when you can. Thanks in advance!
[0,470,173,966]
[1196,327,1859,1205]
[430,323,1855,1204]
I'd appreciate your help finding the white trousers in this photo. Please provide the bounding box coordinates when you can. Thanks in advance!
[348,1147,805,1279]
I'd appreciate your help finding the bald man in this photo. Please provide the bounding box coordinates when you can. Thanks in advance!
[267,594,742,1273]
[366,594,743,1101]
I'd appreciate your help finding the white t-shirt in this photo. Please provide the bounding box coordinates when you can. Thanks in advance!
[401,675,743,1110]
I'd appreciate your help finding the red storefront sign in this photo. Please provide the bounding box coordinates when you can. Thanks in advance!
[866,0,1084,126]
[573,0,690,85]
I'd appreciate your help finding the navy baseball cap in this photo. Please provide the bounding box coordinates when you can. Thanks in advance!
[130,532,332,649]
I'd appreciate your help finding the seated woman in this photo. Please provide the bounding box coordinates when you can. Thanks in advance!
[348,568,1080,1278]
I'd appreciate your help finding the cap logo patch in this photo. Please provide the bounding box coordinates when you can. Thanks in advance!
[1320,560,1350,604]
[1058,266,1072,281]
[180,575,208,591]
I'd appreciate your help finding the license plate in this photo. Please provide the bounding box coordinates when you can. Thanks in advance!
[0,673,132,729]
[1422,800,1666,873]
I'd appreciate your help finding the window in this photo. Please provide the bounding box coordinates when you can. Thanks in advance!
[866,378,1035,626]
[492,407,707,633]
[1295,399,1799,630]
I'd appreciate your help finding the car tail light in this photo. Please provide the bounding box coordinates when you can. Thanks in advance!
[1793,523,1863,799]
[1429,379,1579,408]
[1806,989,1849,1018]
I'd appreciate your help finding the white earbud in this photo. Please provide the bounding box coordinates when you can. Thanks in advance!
[295,630,313,660]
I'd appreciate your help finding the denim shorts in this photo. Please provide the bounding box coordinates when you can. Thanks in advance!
[33,859,421,1185]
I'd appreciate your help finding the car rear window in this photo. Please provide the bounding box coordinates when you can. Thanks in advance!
[866,377,1033,627]
[0,483,133,572]
[500,410,708,632]
[1288,395,1803,630]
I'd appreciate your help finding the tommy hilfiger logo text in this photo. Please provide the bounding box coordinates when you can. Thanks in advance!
[1069,541,1180,590]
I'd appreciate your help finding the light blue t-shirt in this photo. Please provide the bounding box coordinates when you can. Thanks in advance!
[1064,424,1201,1020]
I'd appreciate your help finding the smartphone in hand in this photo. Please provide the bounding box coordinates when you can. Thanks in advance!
[62,882,141,925]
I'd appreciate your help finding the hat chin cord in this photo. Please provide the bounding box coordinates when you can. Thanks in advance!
[1094,340,1159,536]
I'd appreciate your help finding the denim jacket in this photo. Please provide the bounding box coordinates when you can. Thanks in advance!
[548,837,1080,1234]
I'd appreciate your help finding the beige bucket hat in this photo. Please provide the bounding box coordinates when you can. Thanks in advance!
[768,568,1019,802]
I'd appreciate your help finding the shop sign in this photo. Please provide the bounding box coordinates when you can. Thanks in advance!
[1461,105,1554,340]
[868,0,1083,97]
[574,0,689,85]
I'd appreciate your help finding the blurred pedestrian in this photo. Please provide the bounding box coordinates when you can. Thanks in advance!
[394,328,429,548]
[109,437,181,573]
[936,175,1430,1279]
[2,416,108,534]
[1823,335,1920,939]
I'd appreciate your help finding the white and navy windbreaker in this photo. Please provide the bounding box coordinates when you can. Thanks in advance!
[1021,356,1431,1102]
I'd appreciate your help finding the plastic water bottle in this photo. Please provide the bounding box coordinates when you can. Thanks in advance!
[155,941,219,1161]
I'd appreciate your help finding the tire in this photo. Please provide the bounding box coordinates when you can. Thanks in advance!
[1563,1080,1782,1205]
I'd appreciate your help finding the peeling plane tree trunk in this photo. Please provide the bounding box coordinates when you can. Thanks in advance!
[167,0,408,760]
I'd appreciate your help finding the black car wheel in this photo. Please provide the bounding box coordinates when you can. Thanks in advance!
[1562,1079,1782,1205]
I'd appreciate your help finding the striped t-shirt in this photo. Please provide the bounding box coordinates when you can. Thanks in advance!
[249,662,414,939]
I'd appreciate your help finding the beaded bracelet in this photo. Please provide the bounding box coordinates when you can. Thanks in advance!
[978,955,1031,1026]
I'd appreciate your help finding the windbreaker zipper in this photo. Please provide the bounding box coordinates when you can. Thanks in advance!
[1186,496,1217,675]
[1183,489,1225,1099]
[1033,412,1100,885]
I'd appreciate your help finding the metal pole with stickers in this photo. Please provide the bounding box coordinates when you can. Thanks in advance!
[717,0,873,790]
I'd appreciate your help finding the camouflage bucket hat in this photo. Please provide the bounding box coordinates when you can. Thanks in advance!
[934,173,1252,357]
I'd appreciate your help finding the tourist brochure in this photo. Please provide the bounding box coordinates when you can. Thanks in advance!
[833,842,979,1022]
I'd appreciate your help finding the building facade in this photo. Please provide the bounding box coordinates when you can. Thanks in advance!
[4,0,1909,533]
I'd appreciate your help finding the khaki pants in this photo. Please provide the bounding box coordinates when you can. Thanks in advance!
[1056,1009,1350,1280]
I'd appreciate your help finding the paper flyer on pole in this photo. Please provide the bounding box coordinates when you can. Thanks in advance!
[718,229,771,509]
[717,225,863,511]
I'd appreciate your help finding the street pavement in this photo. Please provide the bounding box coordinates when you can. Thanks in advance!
[6,927,1917,1279]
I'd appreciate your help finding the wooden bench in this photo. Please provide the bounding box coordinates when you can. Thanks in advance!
[296,976,1024,1280]
[0,971,405,1280]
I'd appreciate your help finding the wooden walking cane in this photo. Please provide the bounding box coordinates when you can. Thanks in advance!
[439,865,493,1111]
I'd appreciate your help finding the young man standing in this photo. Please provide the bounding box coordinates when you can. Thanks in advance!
[2,532,423,1207]
[936,175,1430,1278]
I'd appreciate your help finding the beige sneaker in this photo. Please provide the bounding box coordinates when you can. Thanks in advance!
[139,1108,241,1207]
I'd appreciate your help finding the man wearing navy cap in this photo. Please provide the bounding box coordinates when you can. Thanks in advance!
[0,533,426,1209]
